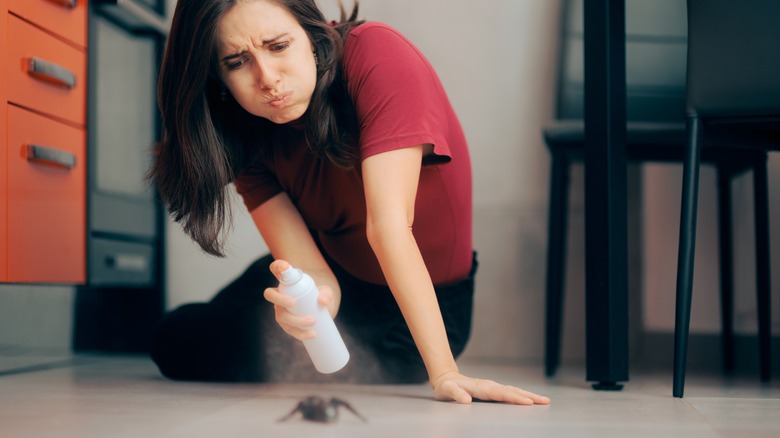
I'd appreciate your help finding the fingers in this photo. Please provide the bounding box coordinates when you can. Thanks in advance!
[263,285,316,341]
[269,259,291,280]
[434,374,551,406]
[317,285,334,307]
[265,259,331,341]
[434,380,472,404]
[263,284,293,308]
[469,379,549,405]
[493,383,550,406]
[273,304,316,340]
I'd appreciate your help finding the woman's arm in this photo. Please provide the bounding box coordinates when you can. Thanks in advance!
[251,192,340,338]
[362,145,550,405]
[361,145,458,380]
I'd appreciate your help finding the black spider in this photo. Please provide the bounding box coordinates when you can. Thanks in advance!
[278,396,368,423]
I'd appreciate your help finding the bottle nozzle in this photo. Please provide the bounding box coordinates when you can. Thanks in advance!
[280,265,302,284]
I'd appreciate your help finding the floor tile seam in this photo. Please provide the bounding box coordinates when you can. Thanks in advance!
[682,397,734,437]
[0,358,88,378]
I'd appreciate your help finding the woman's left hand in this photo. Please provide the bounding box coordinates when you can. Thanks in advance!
[432,371,550,405]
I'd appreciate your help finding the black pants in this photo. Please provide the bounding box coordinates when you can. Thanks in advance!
[151,253,477,384]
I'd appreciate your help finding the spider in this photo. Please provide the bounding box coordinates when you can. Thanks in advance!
[277,396,368,423]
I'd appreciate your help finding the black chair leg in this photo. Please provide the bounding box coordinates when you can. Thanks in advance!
[545,153,570,377]
[753,154,772,382]
[674,116,704,398]
[716,166,735,375]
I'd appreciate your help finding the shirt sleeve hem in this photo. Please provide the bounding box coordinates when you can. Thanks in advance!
[359,133,452,163]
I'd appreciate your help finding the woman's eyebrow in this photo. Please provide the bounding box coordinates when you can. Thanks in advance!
[261,33,289,45]
[220,33,290,62]
[221,52,242,62]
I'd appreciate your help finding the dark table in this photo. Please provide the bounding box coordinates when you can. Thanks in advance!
[582,0,629,389]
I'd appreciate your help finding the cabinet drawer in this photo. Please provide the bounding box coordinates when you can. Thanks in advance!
[7,105,86,284]
[8,0,88,48]
[89,239,155,287]
[7,14,86,126]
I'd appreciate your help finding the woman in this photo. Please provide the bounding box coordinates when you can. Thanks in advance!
[149,0,549,406]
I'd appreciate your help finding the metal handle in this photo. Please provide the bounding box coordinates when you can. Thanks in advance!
[95,0,169,36]
[27,57,77,89]
[104,254,148,272]
[26,144,76,169]
[49,0,78,9]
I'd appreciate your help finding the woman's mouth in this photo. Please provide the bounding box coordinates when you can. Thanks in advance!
[268,92,292,108]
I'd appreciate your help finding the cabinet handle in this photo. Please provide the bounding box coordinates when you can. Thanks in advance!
[49,0,78,9]
[104,254,148,273]
[27,57,77,89]
[26,144,77,169]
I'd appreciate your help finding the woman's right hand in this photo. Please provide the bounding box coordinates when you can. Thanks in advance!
[263,259,336,341]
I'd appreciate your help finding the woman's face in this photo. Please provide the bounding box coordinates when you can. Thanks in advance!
[216,0,317,124]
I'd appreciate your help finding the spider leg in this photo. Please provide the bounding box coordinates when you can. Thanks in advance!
[277,402,303,422]
[331,398,368,422]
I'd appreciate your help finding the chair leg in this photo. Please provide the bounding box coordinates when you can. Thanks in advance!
[716,166,735,374]
[673,116,704,398]
[545,153,570,377]
[753,154,772,382]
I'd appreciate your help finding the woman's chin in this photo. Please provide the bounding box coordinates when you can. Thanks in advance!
[263,105,307,125]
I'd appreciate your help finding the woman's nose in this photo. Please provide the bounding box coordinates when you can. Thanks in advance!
[261,80,279,91]
[253,56,281,90]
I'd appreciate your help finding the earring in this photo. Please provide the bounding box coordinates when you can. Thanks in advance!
[220,87,228,101]
[313,52,319,66]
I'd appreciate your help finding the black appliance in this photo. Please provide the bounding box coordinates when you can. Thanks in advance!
[73,0,168,353]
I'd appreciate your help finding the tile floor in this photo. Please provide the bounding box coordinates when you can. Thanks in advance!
[0,352,778,438]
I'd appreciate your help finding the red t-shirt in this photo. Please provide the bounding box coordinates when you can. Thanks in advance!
[234,22,472,285]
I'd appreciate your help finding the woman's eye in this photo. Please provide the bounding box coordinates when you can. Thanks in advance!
[270,42,290,52]
[226,57,247,70]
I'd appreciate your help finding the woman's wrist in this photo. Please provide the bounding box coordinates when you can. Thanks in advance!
[428,358,460,389]
[307,269,341,317]
[429,364,460,389]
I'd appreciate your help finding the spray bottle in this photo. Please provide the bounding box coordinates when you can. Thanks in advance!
[278,264,350,374]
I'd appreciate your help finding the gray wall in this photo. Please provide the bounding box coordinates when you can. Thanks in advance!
[0,285,74,350]
[643,162,780,336]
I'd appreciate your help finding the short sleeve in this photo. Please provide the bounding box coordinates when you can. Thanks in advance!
[343,23,453,163]
[233,158,283,212]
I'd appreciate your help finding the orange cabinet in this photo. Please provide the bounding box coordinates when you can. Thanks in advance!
[8,0,88,48]
[7,106,86,282]
[7,14,87,127]
[2,0,88,284]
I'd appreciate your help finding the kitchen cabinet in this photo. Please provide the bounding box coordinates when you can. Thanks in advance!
[7,106,86,282]
[1,0,167,353]
[2,0,88,283]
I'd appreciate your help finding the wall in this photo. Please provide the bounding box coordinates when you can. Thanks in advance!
[0,285,74,350]
[643,159,780,336]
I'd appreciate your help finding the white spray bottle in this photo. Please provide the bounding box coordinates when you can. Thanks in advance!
[278,264,350,374]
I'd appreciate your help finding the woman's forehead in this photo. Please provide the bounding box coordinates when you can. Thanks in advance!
[217,1,299,49]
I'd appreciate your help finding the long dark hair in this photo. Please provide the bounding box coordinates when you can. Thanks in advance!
[149,0,363,256]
